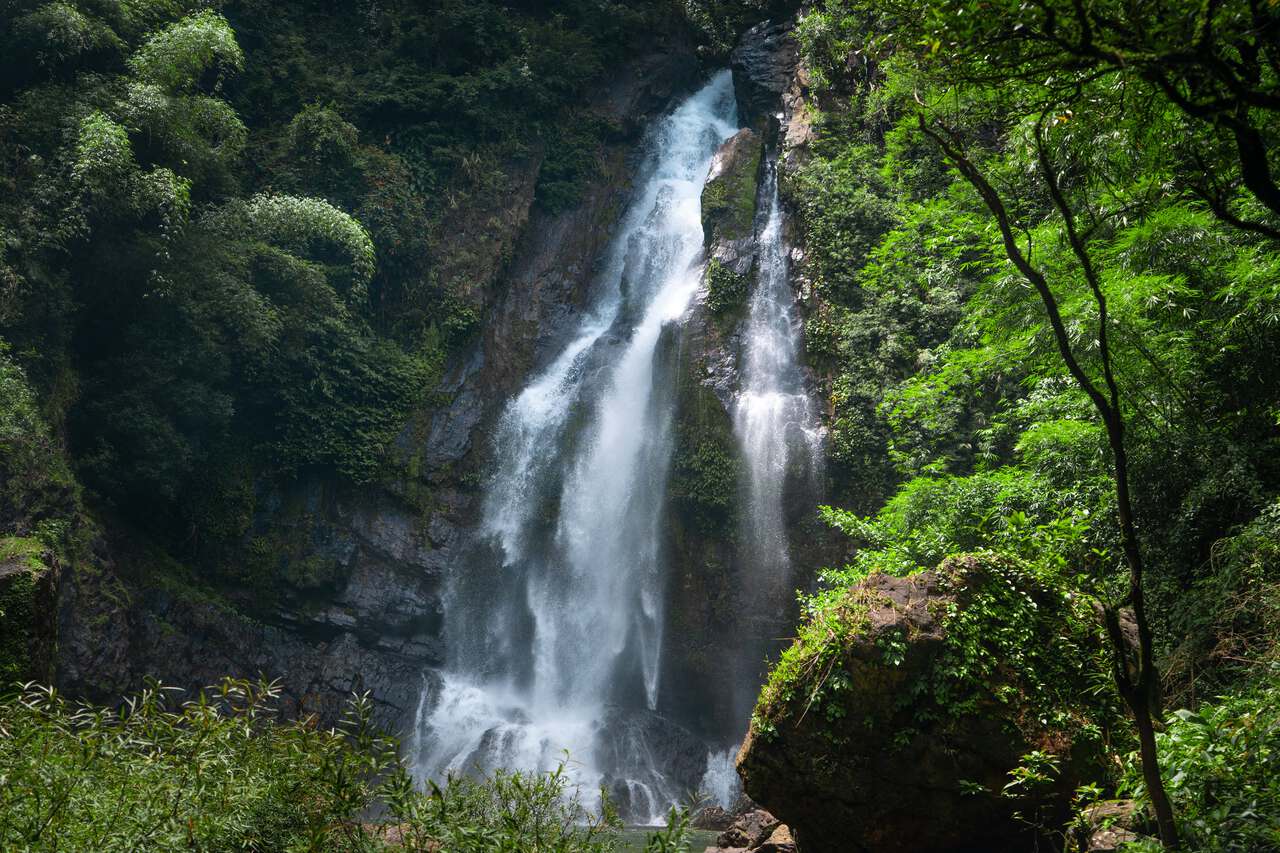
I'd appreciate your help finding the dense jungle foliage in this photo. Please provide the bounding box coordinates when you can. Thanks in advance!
[1,0,768,612]
[2,0,1279,848]
[781,0,1280,847]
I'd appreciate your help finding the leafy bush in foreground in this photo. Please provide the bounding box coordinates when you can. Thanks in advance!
[0,679,395,851]
[0,679,697,852]
[1119,670,1280,852]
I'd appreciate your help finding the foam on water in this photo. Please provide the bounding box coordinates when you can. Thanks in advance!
[411,72,740,824]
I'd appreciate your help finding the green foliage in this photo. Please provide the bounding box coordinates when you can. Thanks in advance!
[1120,672,1280,852]
[263,318,430,483]
[73,111,134,192]
[210,193,376,299]
[0,679,699,852]
[752,578,877,736]
[382,763,623,853]
[818,467,1104,583]
[703,257,750,316]
[928,554,1114,735]
[127,10,243,93]
[1162,500,1280,699]
[0,348,78,536]
[535,113,613,213]
[0,537,50,686]
[288,103,360,177]
[702,138,761,244]
[757,3,1280,842]
[0,0,699,600]
[670,435,740,533]
[0,679,398,851]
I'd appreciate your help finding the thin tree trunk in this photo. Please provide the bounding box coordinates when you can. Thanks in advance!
[919,115,1181,848]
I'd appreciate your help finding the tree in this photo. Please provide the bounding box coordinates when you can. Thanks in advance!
[918,109,1181,847]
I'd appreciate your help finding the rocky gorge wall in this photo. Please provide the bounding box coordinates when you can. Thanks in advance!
[53,29,704,729]
[50,10,836,752]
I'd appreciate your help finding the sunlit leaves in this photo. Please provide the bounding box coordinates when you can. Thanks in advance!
[126,10,243,93]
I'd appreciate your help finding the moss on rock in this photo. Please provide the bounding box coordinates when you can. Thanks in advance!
[702,128,762,247]
[0,537,56,686]
[704,256,752,318]
[739,553,1119,853]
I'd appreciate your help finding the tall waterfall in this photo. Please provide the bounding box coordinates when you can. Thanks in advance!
[701,160,824,809]
[412,72,740,823]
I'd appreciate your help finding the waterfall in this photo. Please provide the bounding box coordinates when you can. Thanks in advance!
[411,72,740,824]
[735,161,822,612]
[711,159,824,807]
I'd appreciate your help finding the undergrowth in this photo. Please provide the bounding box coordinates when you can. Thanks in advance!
[0,679,699,852]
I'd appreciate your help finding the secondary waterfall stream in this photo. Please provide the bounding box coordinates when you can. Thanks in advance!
[729,161,823,728]
[411,72,820,823]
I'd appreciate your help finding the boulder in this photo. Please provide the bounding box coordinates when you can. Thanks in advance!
[692,805,736,831]
[717,809,780,848]
[737,554,1115,852]
[1076,800,1149,852]
[757,824,796,853]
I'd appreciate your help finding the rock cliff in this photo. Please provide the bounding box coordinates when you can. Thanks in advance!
[54,32,702,731]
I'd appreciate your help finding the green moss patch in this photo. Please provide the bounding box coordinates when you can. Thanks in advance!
[701,131,762,246]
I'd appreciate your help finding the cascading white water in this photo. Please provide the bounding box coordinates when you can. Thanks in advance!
[709,160,824,808]
[411,73,740,824]
[734,161,822,597]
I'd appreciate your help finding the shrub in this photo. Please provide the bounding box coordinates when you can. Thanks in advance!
[0,679,396,851]
[1120,671,1280,852]
[127,10,243,93]
[0,680,699,852]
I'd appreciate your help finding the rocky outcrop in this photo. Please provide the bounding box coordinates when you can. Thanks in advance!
[704,809,796,853]
[702,128,763,322]
[731,21,799,132]
[0,538,58,683]
[737,555,1113,853]
[57,481,446,729]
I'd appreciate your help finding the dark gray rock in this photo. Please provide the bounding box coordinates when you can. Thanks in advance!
[731,21,799,131]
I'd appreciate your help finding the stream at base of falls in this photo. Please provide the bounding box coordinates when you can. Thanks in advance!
[408,70,821,824]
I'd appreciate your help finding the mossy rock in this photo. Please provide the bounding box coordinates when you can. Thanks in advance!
[704,256,752,319]
[702,128,762,247]
[739,553,1117,853]
[0,537,58,686]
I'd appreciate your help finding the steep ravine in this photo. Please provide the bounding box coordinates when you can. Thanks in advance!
[54,15,830,823]
[54,32,703,729]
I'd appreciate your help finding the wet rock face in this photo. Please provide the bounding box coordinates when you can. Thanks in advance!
[730,21,799,131]
[598,706,709,818]
[57,480,448,731]
[704,128,763,253]
[737,558,1109,853]
[702,129,763,325]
